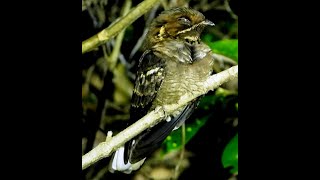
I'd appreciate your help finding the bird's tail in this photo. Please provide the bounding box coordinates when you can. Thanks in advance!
[108,146,146,174]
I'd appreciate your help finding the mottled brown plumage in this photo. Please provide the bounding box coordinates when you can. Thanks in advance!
[109,7,215,174]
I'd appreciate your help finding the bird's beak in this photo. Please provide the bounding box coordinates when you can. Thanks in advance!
[203,20,215,26]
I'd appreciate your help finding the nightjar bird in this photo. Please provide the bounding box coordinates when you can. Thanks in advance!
[109,7,215,174]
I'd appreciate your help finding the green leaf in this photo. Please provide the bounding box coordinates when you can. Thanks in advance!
[161,116,209,154]
[222,133,238,175]
[205,39,238,63]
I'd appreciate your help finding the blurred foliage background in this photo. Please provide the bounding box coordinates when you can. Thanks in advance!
[81,0,238,179]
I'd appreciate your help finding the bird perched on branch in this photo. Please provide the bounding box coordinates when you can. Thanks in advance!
[109,7,215,174]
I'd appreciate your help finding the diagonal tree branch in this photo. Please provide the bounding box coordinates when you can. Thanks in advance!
[82,65,238,170]
[82,0,160,54]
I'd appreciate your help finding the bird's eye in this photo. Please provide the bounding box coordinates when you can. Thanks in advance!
[178,17,191,26]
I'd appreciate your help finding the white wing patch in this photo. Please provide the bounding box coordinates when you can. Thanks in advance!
[146,67,160,76]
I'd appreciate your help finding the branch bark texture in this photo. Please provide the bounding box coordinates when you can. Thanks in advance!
[82,65,238,170]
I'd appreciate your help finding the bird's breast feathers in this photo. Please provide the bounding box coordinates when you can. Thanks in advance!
[151,41,213,107]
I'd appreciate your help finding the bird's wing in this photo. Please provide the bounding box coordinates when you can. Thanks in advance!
[123,49,166,163]
[125,50,200,164]
[129,50,166,122]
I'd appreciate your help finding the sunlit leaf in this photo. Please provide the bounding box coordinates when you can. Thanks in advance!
[203,37,238,63]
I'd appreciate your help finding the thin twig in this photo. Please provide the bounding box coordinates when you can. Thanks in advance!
[99,1,132,129]
[212,53,237,66]
[161,0,169,10]
[82,65,238,170]
[129,4,159,59]
[224,0,238,20]
[207,27,228,39]
[118,52,132,69]
[108,0,132,71]
[82,0,160,54]
[102,45,110,61]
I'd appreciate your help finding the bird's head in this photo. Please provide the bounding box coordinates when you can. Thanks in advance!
[145,7,214,48]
